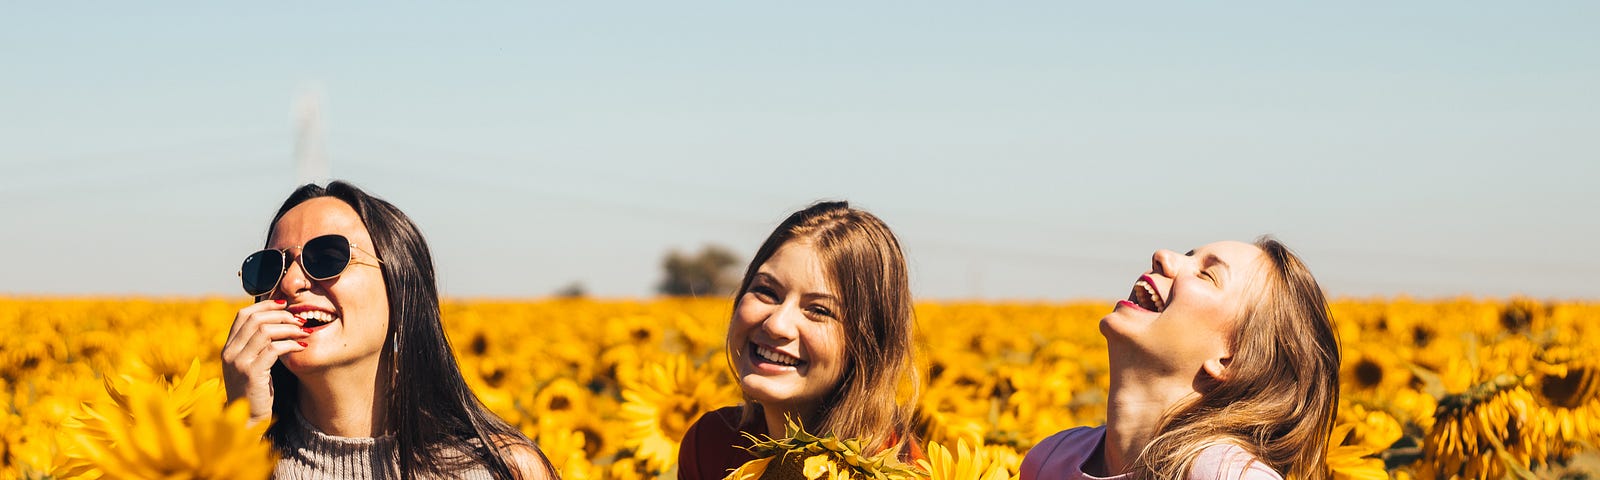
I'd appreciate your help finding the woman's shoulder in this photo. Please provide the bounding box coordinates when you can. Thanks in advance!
[1185,443,1282,480]
[683,406,745,443]
[494,437,558,480]
[1020,425,1105,480]
[678,406,754,480]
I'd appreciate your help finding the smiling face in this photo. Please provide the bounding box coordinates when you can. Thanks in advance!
[727,240,849,416]
[267,197,391,375]
[1100,240,1269,376]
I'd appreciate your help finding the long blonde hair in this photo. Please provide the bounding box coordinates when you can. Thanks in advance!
[729,201,919,456]
[1131,237,1340,480]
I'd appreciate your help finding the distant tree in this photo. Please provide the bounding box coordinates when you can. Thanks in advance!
[554,281,587,298]
[658,244,742,297]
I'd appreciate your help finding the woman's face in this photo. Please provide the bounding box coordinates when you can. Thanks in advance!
[1100,240,1267,374]
[728,240,849,415]
[268,197,390,374]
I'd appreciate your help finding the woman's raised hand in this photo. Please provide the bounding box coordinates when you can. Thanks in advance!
[222,299,309,425]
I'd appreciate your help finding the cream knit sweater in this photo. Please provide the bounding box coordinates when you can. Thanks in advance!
[273,411,496,479]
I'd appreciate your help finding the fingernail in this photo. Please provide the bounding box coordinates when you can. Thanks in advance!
[297,341,308,347]
[275,299,286,304]
[302,328,313,333]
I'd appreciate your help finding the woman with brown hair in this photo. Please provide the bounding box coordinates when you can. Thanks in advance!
[676,201,921,480]
[1021,238,1340,480]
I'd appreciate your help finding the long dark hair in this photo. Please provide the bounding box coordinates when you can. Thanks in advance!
[262,181,553,479]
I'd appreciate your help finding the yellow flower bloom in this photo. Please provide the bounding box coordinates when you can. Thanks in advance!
[1326,409,1393,480]
[1528,347,1600,459]
[919,440,1013,480]
[618,353,739,473]
[8,297,1600,479]
[65,360,276,479]
[725,419,919,480]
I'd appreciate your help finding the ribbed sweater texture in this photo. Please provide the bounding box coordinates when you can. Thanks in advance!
[273,411,495,479]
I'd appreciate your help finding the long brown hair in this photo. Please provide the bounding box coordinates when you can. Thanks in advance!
[1131,237,1340,480]
[729,201,920,456]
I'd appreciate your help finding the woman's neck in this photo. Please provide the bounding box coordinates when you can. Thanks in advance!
[759,403,816,439]
[295,356,392,437]
[1096,362,1198,477]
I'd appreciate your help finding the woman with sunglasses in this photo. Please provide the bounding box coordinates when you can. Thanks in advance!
[677,201,922,480]
[222,181,554,479]
[1019,239,1339,480]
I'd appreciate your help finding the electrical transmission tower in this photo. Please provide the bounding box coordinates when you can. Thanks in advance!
[293,86,329,185]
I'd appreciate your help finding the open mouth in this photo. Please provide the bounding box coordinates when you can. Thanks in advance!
[1128,276,1166,312]
[294,310,338,330]
[749,342,805,369]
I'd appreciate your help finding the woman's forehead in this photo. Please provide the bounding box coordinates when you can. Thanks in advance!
[269,198,372,247]
[1196,240,1265,264]
[762,241,837,295]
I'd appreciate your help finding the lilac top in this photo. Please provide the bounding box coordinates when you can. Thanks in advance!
[1020,426,1283,480]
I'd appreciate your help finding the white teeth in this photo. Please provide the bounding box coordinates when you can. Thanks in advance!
[1134,280,1166,311]
[294,311,337,323]
[754,345,802,367]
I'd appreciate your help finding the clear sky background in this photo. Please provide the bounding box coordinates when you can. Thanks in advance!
[3,3,1596,300]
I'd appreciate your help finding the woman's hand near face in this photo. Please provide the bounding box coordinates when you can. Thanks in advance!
[222,299,309,425]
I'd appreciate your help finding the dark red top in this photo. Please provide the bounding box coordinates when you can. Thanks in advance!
[678,406,757,480]
[676,406,927,480]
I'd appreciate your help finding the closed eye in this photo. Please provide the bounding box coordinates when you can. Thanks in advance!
[750,286,779,304]
[806,305,835,320]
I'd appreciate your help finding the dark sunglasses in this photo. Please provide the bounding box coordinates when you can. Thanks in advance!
[238,234,384,296]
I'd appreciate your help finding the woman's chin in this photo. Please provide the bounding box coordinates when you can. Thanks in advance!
[279,351,320,373]
[739,377,801,406]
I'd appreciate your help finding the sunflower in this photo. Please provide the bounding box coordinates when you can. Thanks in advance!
[535,423,596,480]
[618,353,739,473]
[919,439,1012,480]
[530,378,614,462]
[532,378,592,430]
[914,388,987,449]
[1341,346,1408,398]
[1528,347,1600,459]
[0,333,58,384]
[1418,375,1538,479]
[460,356,523,425]
[5,412,77,479]
[65,360,276,479]
[1326,404,1399,480]
[119,322,209,384]
[725,418,921,480]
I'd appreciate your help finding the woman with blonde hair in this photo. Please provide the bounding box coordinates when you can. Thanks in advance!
[677,201,922,480]
[1021,238,1340,480]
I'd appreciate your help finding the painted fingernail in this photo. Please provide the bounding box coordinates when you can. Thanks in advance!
[275,299,286,304]
[302,328,313,333]
[297,341,308,347]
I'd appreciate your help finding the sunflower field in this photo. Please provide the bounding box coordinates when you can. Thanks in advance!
[2,297,1597,479]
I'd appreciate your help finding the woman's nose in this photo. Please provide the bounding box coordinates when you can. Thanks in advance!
[1151,249,1180,276]
[275,254,313,298]
[759,303,802,342]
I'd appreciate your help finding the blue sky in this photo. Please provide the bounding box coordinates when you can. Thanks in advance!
[3,3,1596,299]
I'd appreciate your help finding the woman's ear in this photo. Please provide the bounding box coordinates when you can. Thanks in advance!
[1202,356,1232,383]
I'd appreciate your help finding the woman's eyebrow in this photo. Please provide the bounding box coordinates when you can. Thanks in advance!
[803,292,838,302]
[1203,253,1230,273]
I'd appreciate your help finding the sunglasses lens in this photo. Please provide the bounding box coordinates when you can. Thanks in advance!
[240,251,283,296]
[302,235,353,280]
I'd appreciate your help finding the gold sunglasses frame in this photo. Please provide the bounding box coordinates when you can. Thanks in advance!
[236,234,385,296]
